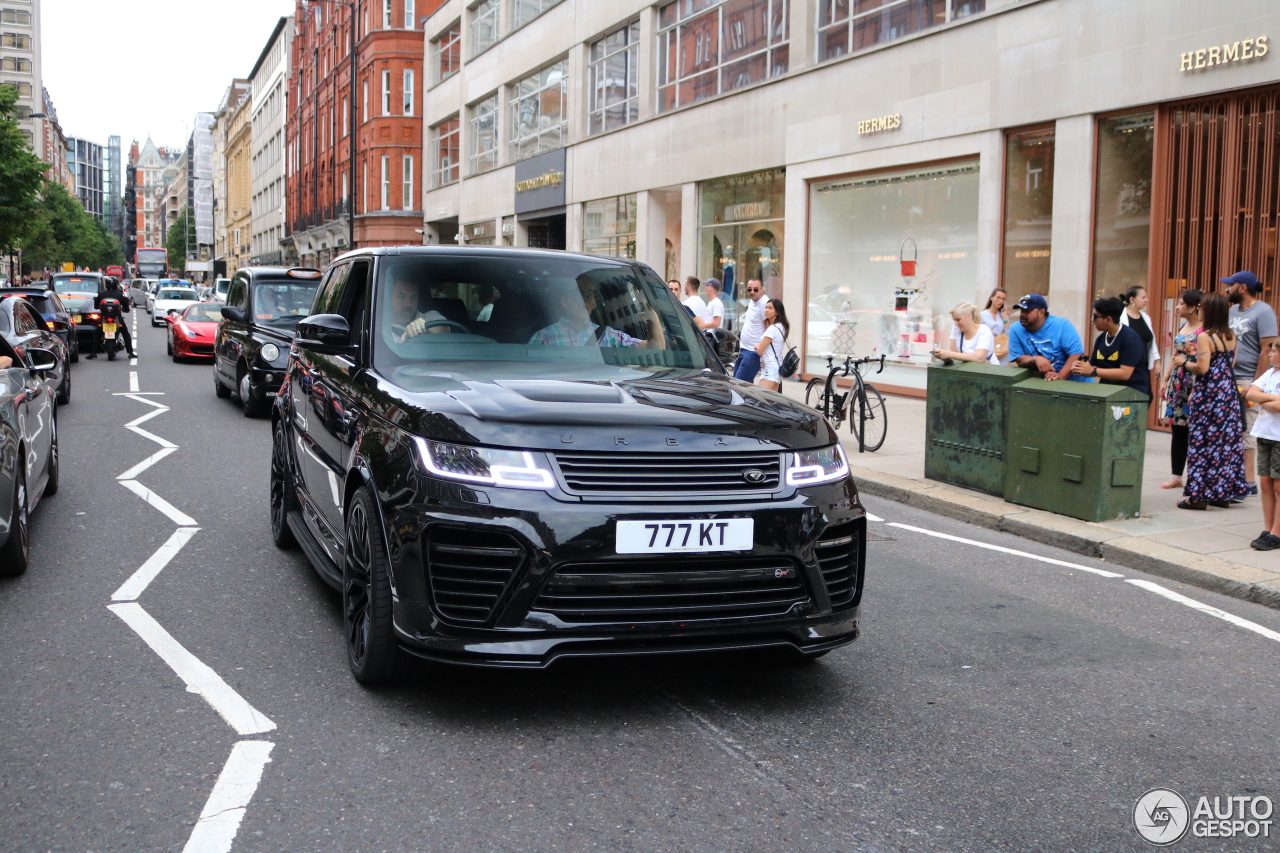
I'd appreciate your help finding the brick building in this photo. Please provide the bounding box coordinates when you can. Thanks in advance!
[284,0,445,268]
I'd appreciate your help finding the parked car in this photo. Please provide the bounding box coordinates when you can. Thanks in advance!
[206,278,232,303]
[165,302,221,361]
[0,334,59,575]
[128,278,151,307]
[270,247,866,684]
[0,294,71,405]
[214,266,322,416]
[0,287,79,364]
[150,283,200,326]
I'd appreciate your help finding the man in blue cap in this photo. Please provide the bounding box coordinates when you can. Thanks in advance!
[1226,271,1278,499]
[1008,293,1086,381]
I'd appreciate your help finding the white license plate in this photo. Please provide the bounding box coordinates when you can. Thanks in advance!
[616,518,754,555]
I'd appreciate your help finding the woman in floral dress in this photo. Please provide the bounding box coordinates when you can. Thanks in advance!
[1160,289,1203,490]
[1180,292,1249,509]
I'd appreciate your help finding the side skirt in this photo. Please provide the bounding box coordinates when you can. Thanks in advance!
[286,510,342,590]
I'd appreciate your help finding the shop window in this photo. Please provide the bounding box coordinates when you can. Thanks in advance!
[588,20,640,136]
[514,0,562,29]
[816,0,982,62]
[470,0,499,57]
[468,94,498,174]
[658,0,789,114]
[508,59,567,162]
[698,169,786,332]
[432,20,461,83]
[1002,126,1056,305]
[432,117,460,187]
[807,162,980,390]
[1092,113,1154,302]
[584,195,637,259]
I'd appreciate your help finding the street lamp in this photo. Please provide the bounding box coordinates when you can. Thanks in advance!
[304,0,359,252]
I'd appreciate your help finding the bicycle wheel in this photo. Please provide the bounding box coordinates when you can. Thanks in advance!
[850,383,888,452]
[803,377,827,409]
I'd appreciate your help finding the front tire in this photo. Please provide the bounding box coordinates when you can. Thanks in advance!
[343,486,400,685]
[56,367,70,406]
[239,366,268,417]
[69,340,78,363]
[43,418,58,497]
[0,460,29,576]
[270,421,298,549]
[850,384,888,453]
[214,369,231,399]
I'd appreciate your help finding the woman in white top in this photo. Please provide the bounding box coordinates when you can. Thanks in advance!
[933,302,998,364]
[755,298,790,391]
[1118,284,1161,372]
[980,287,1008,337]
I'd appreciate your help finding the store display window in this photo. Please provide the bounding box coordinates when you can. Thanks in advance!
[698,168,786,333]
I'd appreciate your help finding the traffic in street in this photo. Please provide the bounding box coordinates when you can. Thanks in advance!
[1,306,1278,852]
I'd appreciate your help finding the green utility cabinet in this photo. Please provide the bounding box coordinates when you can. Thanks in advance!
[925,362,1034,496]
[1004,379,1149,522]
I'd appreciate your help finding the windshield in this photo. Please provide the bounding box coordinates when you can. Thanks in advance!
[372,254,714,386]
[158,289,197,300]
[253,281,321,325]
[52,275,99,294]
[182,304,223,322]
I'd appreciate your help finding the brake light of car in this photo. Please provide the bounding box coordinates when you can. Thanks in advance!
[286,268,322,279]
[87,312,101,320]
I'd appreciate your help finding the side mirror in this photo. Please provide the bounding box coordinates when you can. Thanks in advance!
[221,305,246,323]
[297,313,356,355]
[26,348,57,371]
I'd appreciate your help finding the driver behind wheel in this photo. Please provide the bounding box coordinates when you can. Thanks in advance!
[389,274,450,342]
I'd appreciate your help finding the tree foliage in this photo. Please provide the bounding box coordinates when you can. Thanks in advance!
[165,207,191,273]
[0,85,49,253]
[20,179,124,271]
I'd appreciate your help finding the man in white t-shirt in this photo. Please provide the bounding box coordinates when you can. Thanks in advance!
[701,278,725,330]
[733,279,767,381]
[682,277,707,325]
[1244,340,1280,550]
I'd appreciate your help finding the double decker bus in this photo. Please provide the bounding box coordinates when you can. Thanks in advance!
[135,248,168,279]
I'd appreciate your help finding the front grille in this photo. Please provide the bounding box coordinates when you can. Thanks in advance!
[533,556,808,624]
[187,344,213,354]
[816,519,862,608]
[553,451,781,496]
[425,527,524,624]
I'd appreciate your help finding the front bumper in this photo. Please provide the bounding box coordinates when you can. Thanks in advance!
[174,337,214,357]
[384,478,866,668]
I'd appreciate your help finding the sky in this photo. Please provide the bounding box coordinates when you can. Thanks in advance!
[43,0,296,148]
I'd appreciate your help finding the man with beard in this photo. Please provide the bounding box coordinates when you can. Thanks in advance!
[1226,271,1279,500]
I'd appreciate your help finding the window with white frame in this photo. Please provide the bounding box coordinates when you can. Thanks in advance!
[657,0,789,113]
[403,154,414,209]
[382,69,391,115]
[342,96,349,136]
[1,10,31,25]
[508,59,566,162]
[513,0,562,29]
[433,117,460,187]
[588,20,639,136]
[2,57,30,72]
[403,69,414,115]
[2,32,31,49]
[362,79,369,122]
[383,0,392,28]
[816,0,982,61]
[432,20,461,83]
[4,80,30,96]
[470,0,499,57]
[405,0,415,29]
[380,155,391,209]
[468,94,498,174]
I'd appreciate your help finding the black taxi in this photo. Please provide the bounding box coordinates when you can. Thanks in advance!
[214,267,322,416]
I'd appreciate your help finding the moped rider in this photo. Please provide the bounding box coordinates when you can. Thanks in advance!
[90,278,137,359]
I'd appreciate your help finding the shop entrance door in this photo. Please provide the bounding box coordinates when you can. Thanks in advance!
[526,215,566,250]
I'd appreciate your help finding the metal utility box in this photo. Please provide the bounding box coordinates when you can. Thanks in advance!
[925,362,1035,496]
[1004,379,1149,522]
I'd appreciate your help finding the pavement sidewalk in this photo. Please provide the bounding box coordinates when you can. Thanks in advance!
[779,380,1280,610]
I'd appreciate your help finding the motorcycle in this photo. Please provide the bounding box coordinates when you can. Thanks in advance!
[98,297,126,361]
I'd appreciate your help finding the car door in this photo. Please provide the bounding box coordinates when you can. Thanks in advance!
[20,302,64,389]
[9,308,52,488]
[290,262,351,562]
[215,273,250,385]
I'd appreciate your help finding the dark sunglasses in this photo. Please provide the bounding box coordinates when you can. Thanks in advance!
[746,286,761,292]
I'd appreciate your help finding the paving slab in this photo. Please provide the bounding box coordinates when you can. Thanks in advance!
[1142,528,1256,555]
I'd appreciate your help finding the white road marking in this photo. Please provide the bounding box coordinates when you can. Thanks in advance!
[126,424,178,449]
[887,522,1125,578]
[120,479,197,526]
[107,603,276,735]
[129,371,139,393]
[1125,580,1280,644]
[112,391,165,396]
[119,393,168,409]
[116,446,177,480]
[111,527,200,601]
[125,406,169,429]
[130,357,138,366]
[181,741,275,853]
[865,512,883,522]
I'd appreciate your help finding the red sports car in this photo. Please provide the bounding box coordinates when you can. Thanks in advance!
[166,302,221,360]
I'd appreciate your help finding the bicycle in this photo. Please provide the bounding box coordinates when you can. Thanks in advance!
[803,352,888,453]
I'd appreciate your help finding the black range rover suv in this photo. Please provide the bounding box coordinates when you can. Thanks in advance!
[271,247,866,683]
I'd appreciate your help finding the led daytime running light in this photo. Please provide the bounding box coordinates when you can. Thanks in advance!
[415,438,555,490]
[786,444,850,486]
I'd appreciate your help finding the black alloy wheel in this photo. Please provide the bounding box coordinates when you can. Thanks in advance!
[44,417,58,497]
[0,458,29,576]
[342,486,400,685]
[270,421,298,549]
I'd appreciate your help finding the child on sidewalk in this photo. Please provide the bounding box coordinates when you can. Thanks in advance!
[1244,340,1280,550]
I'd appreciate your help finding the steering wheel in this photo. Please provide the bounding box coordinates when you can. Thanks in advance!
[417,319,475,335]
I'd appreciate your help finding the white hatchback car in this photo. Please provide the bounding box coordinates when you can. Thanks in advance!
[151,286,201,326]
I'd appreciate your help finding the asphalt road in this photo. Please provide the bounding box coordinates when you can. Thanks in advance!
[1,313,1278,853]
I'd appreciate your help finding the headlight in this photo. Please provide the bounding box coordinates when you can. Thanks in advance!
[414,438,555,490]
[260,343,280,362]
[786,444,849,486]
[180,323,198,338]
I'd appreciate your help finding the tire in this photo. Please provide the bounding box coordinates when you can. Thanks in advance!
[105,338,116,361]
[850,384,888,453]
[69,340,78,364]
[270,420,298,550]
[43,418,58,497]
[166,335,172,356]
[239,366,268,417]
[803,376,826,409]
[342,486,400,685]
[56,366,70,406]
[214,369,231,399]
[0,459,29,577]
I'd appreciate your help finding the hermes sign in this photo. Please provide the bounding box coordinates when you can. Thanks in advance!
[858,114,901,135]
[1180,36,1269,72]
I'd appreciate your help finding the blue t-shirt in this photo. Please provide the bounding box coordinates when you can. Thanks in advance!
[1008,314,1087,381]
